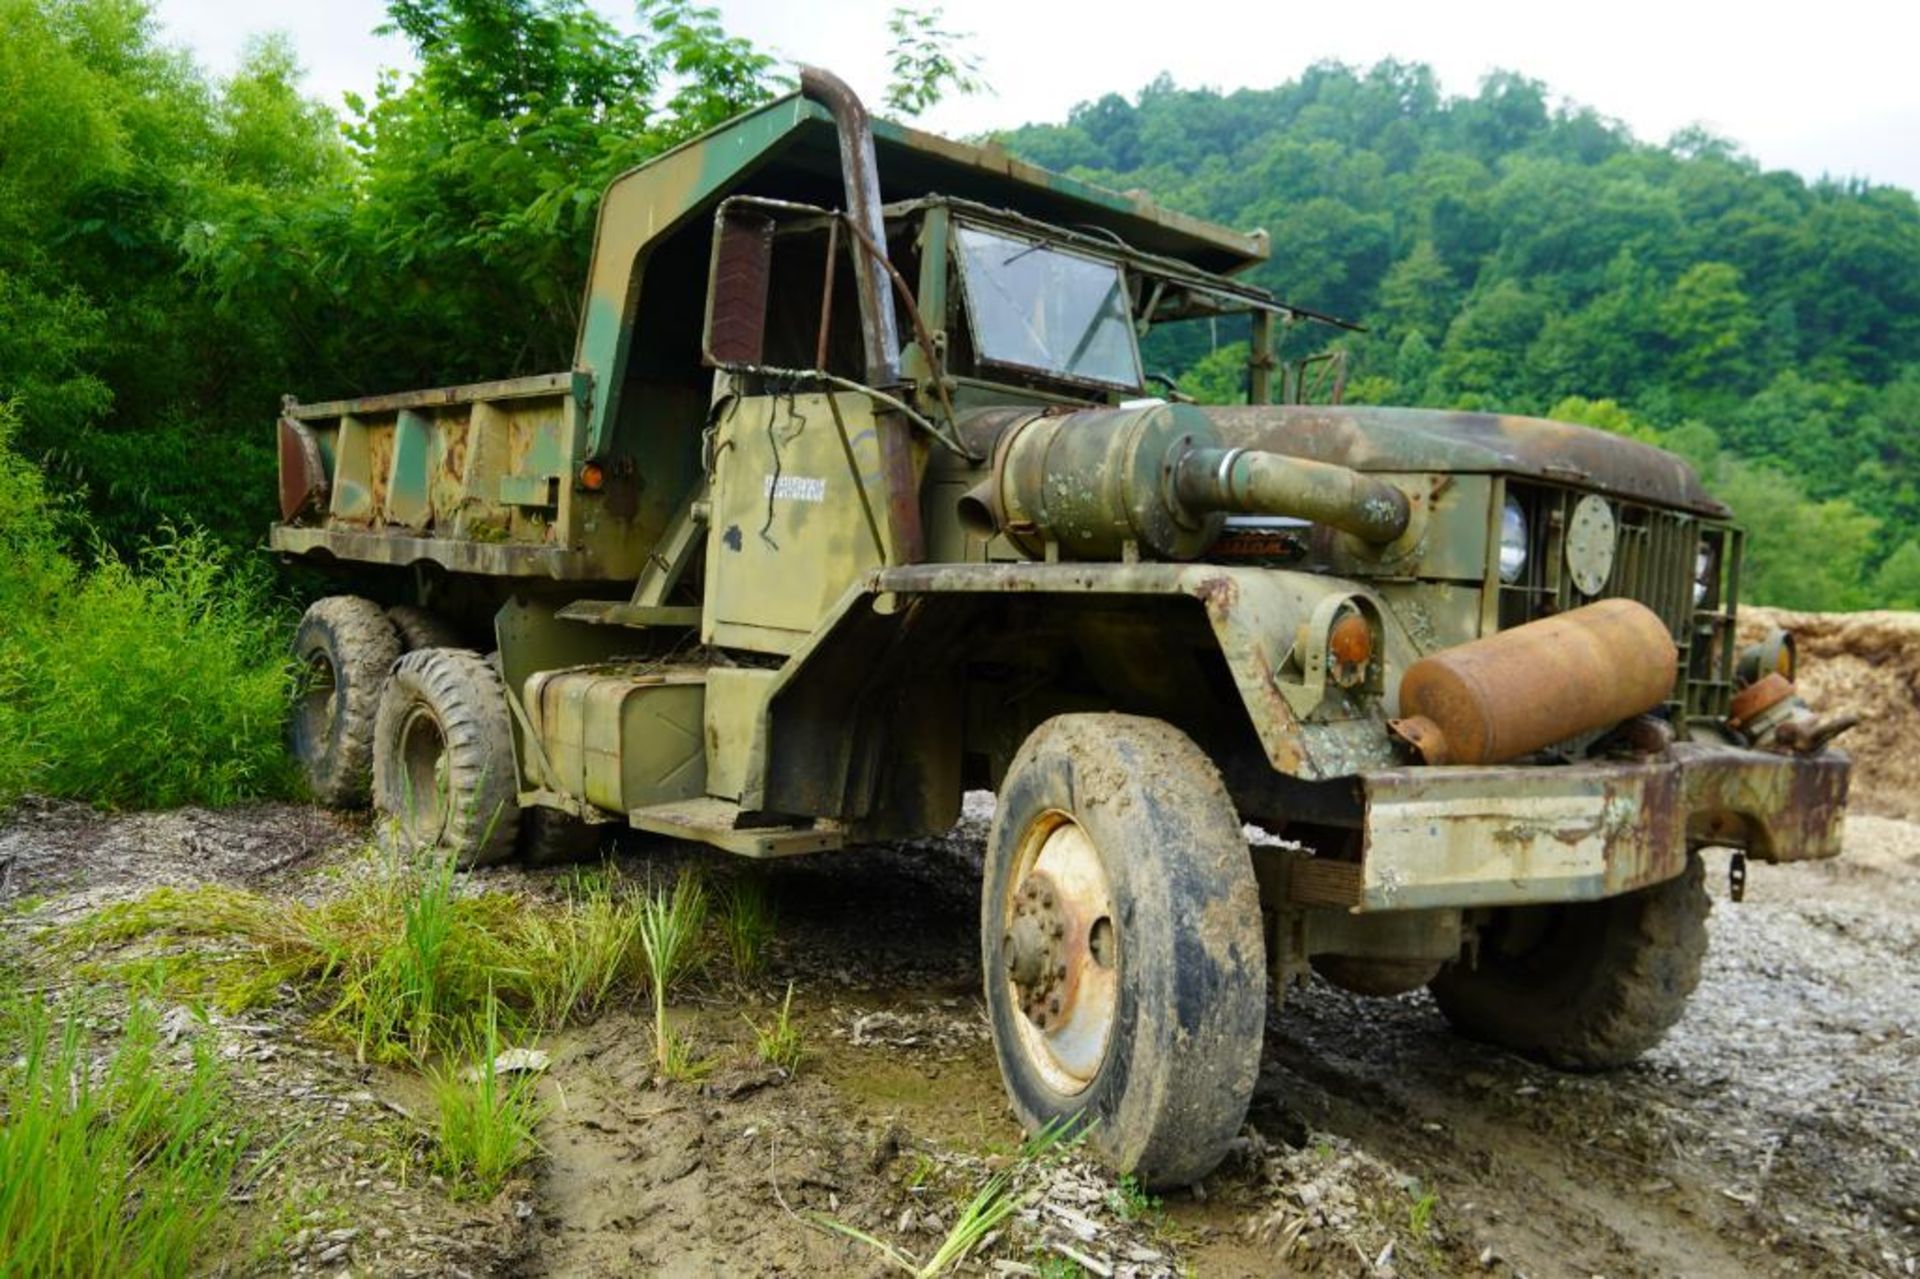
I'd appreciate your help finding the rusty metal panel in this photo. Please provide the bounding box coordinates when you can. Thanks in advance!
[703,393,891,654]
[524,666,706,816]
[1354,741,1848,913]
[277,417,328,522]
[704,667,779,801]
[1360,761,1688,912]
[327,414,374,524]
[385,409,432,529]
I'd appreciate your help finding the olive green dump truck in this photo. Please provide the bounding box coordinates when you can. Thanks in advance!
[273,69,1854,1185]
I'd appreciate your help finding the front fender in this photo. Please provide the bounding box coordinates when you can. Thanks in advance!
[870,562,1407,780]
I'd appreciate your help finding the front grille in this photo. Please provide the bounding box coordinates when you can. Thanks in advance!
[1499,482,1737,724]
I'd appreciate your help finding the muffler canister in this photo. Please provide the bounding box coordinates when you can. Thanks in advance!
[1391,598,1678,765]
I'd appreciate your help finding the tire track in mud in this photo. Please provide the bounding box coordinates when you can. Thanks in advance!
[1261,1011,1764,1278]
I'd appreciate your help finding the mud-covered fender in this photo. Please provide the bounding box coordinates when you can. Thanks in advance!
[834,562,1413,783]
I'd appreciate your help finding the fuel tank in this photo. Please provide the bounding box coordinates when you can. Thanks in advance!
[1390,598,1678,766]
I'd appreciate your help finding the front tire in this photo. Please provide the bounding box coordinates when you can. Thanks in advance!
[372,648,520,867]
[290,595,401,807]
[982,714,1266,1188]
[1429,854,1710,1068]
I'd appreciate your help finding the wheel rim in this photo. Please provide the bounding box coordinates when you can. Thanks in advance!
[395,705,452,843]
[1001,809,1118,1095]
[296,652,339,752]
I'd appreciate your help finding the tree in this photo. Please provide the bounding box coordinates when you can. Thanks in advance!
[1659,262,1759,393]
[883,4,985,119]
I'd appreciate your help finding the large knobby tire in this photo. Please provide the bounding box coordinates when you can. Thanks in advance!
[386,604,466,653]
[372,648,520,867]
[983,714,1266,1189]
[290,595,402,807]
[1429,854,1710,1069]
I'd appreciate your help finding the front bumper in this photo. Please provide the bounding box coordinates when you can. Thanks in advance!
[1305,742,1850,913]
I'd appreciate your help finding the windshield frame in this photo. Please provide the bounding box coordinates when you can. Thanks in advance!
[950,219,1145,394]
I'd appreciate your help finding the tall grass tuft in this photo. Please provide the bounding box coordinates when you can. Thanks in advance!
[517,868,648,1029]
[0,407,295,809]
[636,870,708,1078]
[745,981,804,1075]
[715,876,777,979]
[0,997,250,1276]
[75,844,612,1064]
[428,1000,544,1200]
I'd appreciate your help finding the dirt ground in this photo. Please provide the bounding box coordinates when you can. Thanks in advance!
[2,616,1917,1277]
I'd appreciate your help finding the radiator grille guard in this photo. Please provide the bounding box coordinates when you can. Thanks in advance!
[1497,481,1740,725]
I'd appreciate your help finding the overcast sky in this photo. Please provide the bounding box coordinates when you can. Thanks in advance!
[155,0,1920,192]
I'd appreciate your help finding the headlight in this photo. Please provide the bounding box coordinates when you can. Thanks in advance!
[1694,542,1715,606]
[1498,496,1528,583]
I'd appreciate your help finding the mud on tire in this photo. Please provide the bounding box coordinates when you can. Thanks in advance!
[372,648,521,867]
[291,595,402,807]
[1429,854,1711,1069]
[982,713,1266,1189]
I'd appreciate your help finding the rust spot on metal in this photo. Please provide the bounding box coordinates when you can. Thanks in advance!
[276,417,328,523]
[1729,672,1793,730]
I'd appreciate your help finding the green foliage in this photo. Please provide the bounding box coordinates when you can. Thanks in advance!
[745,981,803,1075]
[1107,1173,1161,1223]
[883,5,986,119]
[0,406,295,809]
[0,0,778,551]
[1874,540,1920,609]
[636,870,709,1078]
[715,876,777,979]
[428,1000,544,1199]
[0,997,251,1276]
[73,845,651,1063]
[814,1116,1087,1277]
[999,61,1920,607]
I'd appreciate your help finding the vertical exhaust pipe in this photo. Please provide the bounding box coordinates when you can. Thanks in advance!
[800,66,902,387]
[799,66,922,561]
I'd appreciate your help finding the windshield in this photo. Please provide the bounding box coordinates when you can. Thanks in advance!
[953,224,1142,390]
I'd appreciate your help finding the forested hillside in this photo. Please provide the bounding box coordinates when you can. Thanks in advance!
[2,1,1916,608]
[995,66,1920,609]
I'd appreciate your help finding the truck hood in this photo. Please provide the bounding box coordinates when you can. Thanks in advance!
[1205,404,1728,518]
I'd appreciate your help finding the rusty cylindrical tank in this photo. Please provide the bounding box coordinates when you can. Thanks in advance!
[956,402,1410,560]
[1390,598,1678,766]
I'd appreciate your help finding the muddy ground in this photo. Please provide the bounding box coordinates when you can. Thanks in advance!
[3,775,1916,1278]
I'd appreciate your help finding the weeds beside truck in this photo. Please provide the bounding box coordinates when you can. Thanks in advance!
[273,69,1854,1186]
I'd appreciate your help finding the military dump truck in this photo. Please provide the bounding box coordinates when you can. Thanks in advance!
[273,69,1854,1185]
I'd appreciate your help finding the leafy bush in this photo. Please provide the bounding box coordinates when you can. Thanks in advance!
[0,404,295,809]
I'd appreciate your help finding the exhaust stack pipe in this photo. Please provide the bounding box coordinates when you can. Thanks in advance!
[800,66,901,387]
[799,66,921,562]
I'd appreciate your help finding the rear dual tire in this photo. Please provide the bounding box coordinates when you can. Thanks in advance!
[372,647,520,867]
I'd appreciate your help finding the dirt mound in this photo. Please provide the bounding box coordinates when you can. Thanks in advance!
[1740,607,1920,818]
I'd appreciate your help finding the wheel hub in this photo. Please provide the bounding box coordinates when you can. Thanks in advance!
[1006,871,1069,1025]
[1001,814,1119,1094]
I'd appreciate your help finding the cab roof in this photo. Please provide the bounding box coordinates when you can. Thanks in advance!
[604,93,1270,277]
